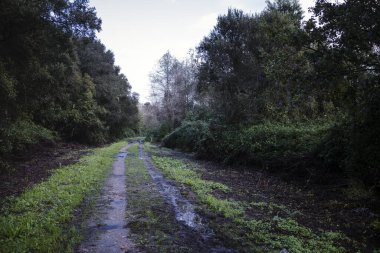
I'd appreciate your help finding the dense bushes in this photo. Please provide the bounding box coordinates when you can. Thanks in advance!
[163,120,330,165]
[0,119,55,156]
[318,119,380,187]
[162,118,380,186]
[211,122,331,165]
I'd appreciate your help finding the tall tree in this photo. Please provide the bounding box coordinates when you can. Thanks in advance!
[149,51,196,131]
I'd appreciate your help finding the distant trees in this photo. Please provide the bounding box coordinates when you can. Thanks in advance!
[145,51,197,137]
[0,0,139,163]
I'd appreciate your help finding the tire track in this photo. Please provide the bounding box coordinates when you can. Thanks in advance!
[78,145,137,253]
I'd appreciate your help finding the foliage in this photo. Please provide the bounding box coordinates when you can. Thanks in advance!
[0,141,127,252]
[0,0,139,165]
[211,122,331,165]
[162,120,332,173]
[0,118,55,156]
[76,39,139,142]
[196,2,333,124]
[161,120,211,152]
[305,0,380,187]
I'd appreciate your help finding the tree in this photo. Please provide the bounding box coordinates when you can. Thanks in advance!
[198,9,260,124]
[305,0,380,184]
[76,39,139,141]
[149,51,196,131]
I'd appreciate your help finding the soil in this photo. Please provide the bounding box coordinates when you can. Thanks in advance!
[0,141,89,199]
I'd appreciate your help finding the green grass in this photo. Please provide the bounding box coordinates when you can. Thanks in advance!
[151,155,349,253]
[0,141,127,253]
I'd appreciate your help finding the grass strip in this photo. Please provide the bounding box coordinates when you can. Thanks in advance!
[151,154,349,253]
[0,141,127,253]
[125,144,202,252]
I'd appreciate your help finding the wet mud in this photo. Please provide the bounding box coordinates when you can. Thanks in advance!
[78,145,137,253]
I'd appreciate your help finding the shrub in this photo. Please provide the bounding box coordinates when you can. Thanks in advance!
[162,121,332,167]
[0,118,55,157]
[161,120,211,152]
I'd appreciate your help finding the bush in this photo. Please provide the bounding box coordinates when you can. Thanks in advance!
[162,121,332,167]
[123,128,136,138]
[201,122,332,165]
[161,120,211,152]
[318,118,380,187]
[0,118,55,156]
[162,119,379,187]
[145,123,172,143]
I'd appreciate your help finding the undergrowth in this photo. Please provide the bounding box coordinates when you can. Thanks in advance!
[151,154,349,253]
[0,141,127,253]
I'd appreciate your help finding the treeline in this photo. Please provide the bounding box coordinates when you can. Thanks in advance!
[142,0,379,188]
[0,0,139,164]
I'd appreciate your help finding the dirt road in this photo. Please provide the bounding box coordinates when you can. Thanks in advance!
[78,142,231,253]
[77,140,379,252]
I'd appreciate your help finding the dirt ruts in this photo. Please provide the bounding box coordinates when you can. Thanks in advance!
[78,145,136,253]
[78,142,233,253]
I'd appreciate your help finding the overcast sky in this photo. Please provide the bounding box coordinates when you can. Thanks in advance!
[90,0,315,102]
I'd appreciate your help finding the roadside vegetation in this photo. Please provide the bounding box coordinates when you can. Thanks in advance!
[0,141,127,252]
[151,153,351,252]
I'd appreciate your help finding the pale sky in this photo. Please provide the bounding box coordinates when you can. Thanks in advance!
[90,0,315,102]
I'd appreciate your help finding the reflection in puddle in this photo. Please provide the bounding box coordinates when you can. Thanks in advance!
[98,224,124,231]
[139,144,212,237]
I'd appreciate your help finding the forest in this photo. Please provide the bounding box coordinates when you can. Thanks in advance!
[0,0,379,252]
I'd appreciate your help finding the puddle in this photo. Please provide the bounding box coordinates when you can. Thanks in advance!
[97,224,124,231]
[139,144,212,237]
[111,199,126,206]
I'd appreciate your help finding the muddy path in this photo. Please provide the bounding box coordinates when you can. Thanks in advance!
[78,142,232,253]
[139,144,211,236]
[78,144,136,253]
